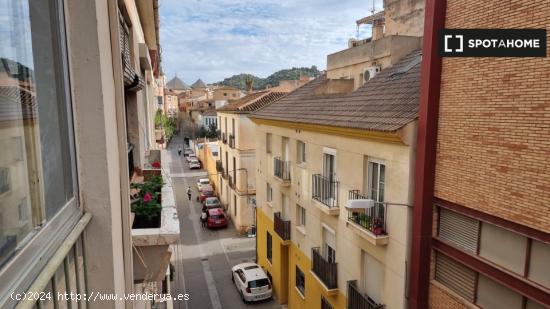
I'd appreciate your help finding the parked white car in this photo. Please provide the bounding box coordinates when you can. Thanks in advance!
[197,178,210,192]
[189,159,201,169]
[186,154,197,162]
[231,263,272,302]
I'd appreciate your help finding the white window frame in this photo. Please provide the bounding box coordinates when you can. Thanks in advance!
[266,182,273,203]
[0,0,80,305]
[297,140,306,164]
[367,158,385,203]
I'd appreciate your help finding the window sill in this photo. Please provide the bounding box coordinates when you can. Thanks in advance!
[296,225,306,235]
[295,286,306,300]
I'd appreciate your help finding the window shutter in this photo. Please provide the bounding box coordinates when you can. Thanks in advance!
[438,208,479,253]
[435,253,477,302]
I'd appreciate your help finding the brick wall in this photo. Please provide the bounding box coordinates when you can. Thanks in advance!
[429,283,469,309]
[434,0,550,232]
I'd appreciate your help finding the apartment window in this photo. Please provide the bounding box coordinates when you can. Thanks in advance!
[297,140,306,164]
[296,266,305,296]
[231,118,235,136]
[266,182,273,202]
[297,204,306,227]
[367,160,385,202]
[323,227,336,263]
[233,195,237,217]
[361,251,384,305]
[477,274,523,309]
[438,208,479,253]
[479,223,527,274]
[528,240,550,288]
[0,0,79,288]
[266,232,272,263]
[266,133,272,154]
[435,253,477,302]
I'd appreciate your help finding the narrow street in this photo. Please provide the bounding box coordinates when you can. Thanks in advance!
[167,131,279,309]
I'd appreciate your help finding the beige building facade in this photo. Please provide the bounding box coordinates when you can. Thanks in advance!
[0,0,177,308]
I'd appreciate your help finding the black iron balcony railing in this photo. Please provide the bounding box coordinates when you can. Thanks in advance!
[216,130,221,139]
[222,132,227,144]
[347,280,384,309]
[312,174,339,208]
[274,212,291,241]
[347,190,387,236]
[311,247,338,290]
[229,174,235,189]
[229,134,235,148]
[216,160,223,173]
[274,157,291,181]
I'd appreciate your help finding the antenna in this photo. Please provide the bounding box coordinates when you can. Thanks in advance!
[372,0,375,14]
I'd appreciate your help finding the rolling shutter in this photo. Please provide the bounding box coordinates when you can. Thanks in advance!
[438,208,479,253]
[435,253,476,302]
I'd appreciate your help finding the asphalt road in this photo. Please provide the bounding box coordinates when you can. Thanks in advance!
[167,136,280,309]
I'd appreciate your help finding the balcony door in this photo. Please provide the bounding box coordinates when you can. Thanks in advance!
[323,227,336,263]
[282,137,289,161]
[323,153,335,180]
[361,250,383,305]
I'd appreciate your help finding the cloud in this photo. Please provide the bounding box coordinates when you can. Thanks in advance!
[159,0,383,84]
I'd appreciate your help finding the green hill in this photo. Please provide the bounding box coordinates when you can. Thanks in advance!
[214,66,321,90]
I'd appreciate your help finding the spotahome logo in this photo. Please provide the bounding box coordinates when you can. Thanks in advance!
[440,29,546,57]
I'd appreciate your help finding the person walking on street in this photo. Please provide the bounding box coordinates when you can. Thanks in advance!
[187,186,192,201]
[201,210,207,228]
[178,147,182,156]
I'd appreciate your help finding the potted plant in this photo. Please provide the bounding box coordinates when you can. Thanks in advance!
[372,218,385,236]
[131,175,164,228]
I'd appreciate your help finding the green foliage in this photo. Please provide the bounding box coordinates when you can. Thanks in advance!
[196,126,208,138]
[154,109,163,128]
[214,66,321,90]
[131,175,164,219]
[206,123,218,138]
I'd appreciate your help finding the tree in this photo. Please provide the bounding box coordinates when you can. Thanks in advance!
[196,126,208,138]
[206,122,218,138]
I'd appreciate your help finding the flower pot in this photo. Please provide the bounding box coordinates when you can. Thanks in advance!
[132,214,161,229]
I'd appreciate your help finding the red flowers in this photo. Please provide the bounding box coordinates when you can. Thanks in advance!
[143,192,153,203]
[152,162,161,168]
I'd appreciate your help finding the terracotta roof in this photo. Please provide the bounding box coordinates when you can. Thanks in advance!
[250,50,421,132]
[217,90,287,113]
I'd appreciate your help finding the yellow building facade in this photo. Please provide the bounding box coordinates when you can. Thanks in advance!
[249,49,422,309]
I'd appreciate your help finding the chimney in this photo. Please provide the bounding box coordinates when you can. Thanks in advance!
[372,19,385,40]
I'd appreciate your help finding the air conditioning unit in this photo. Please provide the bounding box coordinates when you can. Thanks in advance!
[363,66,381,82]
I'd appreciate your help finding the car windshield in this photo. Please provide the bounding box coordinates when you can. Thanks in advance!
[206,199,218,205]
[200,180,209,184]
[248,279,269,288]
[210,214,224,219]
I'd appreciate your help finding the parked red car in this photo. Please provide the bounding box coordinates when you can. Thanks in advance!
[206,208,228,229]
[199,185,215,202]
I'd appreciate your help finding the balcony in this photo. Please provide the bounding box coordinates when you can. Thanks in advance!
[274,212,291,244]
[222,132,227,144]
[311,174,339,215]
[311,247,338,294]
[216,160,223,173]
[273,157,291,185]
[347,280,384,309]
[229,133,235,148]
[216,130,221,139]
[345,190,388,246]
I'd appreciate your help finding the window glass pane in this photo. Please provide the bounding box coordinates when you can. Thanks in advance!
[0,0,74,267]
[479,223,527,274]
[528,240,550,288]
[476,274,523,309]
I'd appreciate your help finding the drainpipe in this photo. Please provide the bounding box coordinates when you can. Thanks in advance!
[408,1,446,308]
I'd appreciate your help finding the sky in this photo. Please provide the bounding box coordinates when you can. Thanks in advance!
[159,0,383,84]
